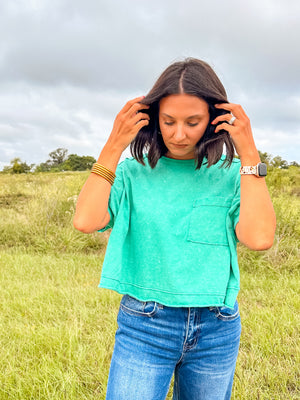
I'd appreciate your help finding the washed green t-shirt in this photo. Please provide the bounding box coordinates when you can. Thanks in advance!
[99,154,241,308]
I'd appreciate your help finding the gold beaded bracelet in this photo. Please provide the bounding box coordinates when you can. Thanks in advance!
[91,163,116,185]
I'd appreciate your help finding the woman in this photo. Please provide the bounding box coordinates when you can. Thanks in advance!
[73,58,276,400]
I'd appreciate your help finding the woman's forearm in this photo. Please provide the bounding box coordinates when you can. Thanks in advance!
[73,141,123,233]
[235,151,276,250]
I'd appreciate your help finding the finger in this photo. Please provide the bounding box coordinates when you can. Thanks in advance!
[122,96,147,114]
[132,112,150,124]
[211,113,233,125]
[125,101,150,118]
[135,118,150,130]
[214,122,234,134]
[215,103,247,119]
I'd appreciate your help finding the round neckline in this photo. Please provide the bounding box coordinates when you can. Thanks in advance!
[160,156,197,165]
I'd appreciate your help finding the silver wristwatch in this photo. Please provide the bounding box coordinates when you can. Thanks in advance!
[239,162,267,177]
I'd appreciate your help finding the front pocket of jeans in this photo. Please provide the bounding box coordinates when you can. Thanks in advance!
[210,301,240,321]
[120,295,158,317]
[187,197,232,245]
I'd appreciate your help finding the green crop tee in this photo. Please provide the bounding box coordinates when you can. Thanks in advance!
[99,154,241,308]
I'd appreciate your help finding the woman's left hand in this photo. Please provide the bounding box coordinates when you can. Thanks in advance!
[212,103,257,160]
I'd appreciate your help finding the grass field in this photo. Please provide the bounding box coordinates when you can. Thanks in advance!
[0,168,299,399]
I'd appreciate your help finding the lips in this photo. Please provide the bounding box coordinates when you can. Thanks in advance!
[171,143,188,147]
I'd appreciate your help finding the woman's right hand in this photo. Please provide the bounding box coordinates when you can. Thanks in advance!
[107,96,150,152]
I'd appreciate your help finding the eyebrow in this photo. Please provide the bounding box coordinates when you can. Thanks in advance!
[161,113,204,119]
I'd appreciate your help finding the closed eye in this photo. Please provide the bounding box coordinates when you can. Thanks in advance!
[164,122,199,127]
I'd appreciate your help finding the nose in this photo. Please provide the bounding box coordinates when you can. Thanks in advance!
[173,124,186,142]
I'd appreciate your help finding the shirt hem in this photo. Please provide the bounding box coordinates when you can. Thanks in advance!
[99,277,239,308]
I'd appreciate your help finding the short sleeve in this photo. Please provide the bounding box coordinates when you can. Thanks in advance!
[98,160,126,232]
[231,172,241,230]
[226,171,241,243]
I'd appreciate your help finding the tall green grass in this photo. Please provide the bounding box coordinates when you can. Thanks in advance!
[0,172,107,254]
[0,169,299,399]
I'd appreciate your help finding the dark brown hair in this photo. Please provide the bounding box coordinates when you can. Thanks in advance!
[130,58,235,169]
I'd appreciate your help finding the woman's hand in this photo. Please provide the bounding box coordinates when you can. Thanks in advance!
[212,103,258,162]
[107,96,150,152]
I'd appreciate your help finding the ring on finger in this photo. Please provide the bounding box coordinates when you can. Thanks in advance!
[228,115,236,125]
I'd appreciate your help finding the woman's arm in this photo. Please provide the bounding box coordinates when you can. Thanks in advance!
[234,150,276,250]
[213,103,276,250]
[73,96,149,233]
[73,142,122,233]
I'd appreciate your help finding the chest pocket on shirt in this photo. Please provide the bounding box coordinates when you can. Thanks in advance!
[187,196,232,246]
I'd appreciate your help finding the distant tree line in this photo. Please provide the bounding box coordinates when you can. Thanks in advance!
[258,151,299,169]
[1,148,299,174]
[1,148,96,174]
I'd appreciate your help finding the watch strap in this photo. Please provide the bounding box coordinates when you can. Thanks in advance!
[239,165,258,176]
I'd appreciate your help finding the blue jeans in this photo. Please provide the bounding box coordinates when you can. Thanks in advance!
[106,295,241,400]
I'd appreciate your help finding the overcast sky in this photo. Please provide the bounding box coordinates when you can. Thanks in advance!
[0,0,299,170]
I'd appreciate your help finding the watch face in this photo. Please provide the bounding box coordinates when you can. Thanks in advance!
[258,163,267,176]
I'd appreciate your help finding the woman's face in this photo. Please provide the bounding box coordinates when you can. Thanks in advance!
[159,94,210,160]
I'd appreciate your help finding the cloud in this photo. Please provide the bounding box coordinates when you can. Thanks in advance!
[0,82,124,167]
[0,0,299,169]
[2,0,299,93]
[0,0,165,91]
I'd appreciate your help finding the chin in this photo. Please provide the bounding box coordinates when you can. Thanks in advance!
[167,151,194,160]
